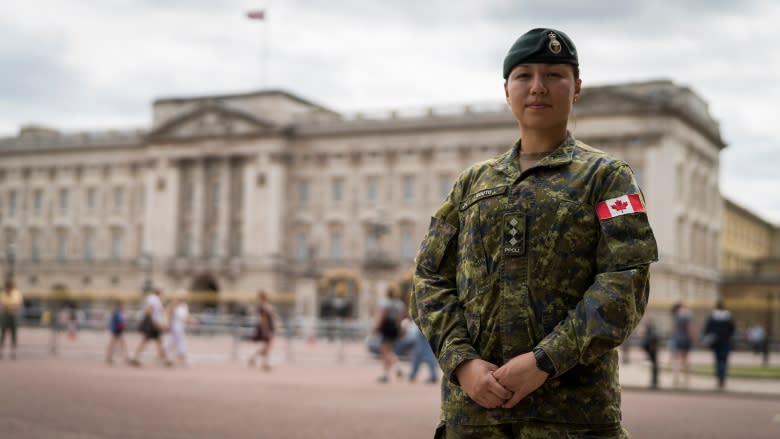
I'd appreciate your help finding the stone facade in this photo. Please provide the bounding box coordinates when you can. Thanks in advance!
[0,81,726,323]
[720,198,780,337]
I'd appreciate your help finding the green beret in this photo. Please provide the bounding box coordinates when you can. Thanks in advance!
[502,28,578,79]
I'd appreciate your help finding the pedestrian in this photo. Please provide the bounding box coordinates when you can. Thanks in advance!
[66,307,79,341]
[105,299,128,364]
[129,288,172,367]
[411,27,658,437]
[701,300,736,389]
[164,290,197,366]
[247,290,277,371]
[640,319,660,389]
[406,319,438,384]
[0,280,24,360]
[373,287,406,383]
[746,322,769,365]
[669,302,694,388]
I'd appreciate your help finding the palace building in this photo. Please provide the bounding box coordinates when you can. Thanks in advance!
[0,80,727,322]
[720,198,780,337]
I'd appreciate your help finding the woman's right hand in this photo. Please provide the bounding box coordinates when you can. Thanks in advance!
[454,359,513,409]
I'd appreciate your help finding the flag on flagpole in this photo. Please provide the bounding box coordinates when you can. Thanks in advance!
[246,10,265,20]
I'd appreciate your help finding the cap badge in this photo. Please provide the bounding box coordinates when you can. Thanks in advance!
[547,32,562,54]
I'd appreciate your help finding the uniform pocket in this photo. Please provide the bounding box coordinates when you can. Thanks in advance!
[416,216,457,273]
[553,199,598,255]
[599,212,658,269]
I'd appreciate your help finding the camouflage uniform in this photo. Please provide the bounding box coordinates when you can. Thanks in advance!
[434,420,629,438]
[411,133,658,434]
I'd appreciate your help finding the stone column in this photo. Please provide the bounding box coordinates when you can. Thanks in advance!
[216,157,230,258]
[241,156,259,259]
[265,152,290,258]
[191,158,204,258]
[144,158,179,260]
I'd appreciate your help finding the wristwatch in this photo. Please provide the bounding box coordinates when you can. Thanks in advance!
[533,348,556,376]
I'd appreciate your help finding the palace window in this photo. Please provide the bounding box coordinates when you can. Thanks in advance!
[59,189,69,212]
[401,175,415,203]
[113,187,124,211]
[298,180,310,207]
[111,229,122,260]
[33,189,43,215]
[366,176,379,205]
[332,178,345,206]
[86,188,97,211]
[8,190,17,216]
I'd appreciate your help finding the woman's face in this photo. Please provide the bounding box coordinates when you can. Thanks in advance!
[504,63,581,134]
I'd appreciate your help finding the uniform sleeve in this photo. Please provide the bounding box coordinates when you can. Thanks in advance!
[537,163,658,377]
[410,182,481,385]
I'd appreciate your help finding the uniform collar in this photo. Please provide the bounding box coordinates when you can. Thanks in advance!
[493,132,577,179]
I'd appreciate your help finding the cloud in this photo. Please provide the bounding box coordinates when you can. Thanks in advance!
[0,20,80,102]
[0,0,778,223]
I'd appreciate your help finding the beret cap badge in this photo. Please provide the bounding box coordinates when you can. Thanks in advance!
[502,28,578,79]
[548,32,562,54]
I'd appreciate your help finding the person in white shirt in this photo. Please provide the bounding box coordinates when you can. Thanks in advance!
[164,290,197,366]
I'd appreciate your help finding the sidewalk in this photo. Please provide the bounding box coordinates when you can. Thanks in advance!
[617,347,780,398]
[14,328,780,399]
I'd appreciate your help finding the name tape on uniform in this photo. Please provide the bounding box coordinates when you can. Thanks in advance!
[595,194,645,220]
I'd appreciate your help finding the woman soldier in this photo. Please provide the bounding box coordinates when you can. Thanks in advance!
[411,28,658,438]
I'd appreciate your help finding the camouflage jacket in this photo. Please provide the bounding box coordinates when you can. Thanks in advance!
[411,134,658,426]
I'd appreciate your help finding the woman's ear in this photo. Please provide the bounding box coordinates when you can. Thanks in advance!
[574,78,582,103]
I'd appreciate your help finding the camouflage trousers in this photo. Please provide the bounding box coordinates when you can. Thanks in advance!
[434,421,629,439]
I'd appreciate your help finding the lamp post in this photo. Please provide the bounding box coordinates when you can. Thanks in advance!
[140,252,153,293]
[5,241,15,283]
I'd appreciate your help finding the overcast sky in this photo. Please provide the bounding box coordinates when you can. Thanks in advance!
[1,0,778,223]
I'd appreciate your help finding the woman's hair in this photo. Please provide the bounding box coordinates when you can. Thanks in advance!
[671,302,682,315]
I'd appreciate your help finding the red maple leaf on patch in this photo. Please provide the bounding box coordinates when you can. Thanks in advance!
[611,199,629,212]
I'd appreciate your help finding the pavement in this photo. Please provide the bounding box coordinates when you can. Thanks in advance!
[3,328,780,439]
[11,327,780,398]
[617,346,780,398]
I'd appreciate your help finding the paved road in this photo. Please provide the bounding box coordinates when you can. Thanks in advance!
[2,329,780,438]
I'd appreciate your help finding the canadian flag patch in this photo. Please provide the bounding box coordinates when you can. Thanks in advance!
[596,194,646,220]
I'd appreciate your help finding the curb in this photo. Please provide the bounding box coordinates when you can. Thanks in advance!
[621,384,780,401]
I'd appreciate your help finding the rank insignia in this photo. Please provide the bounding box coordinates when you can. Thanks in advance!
[503,213,526,256]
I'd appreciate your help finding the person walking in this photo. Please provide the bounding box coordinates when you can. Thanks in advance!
[129,288,172,367]
[669,302,694,388]
[247,290,277,371]
[164,290,197,367]
[373,288,406,383]
[411,27,657,437]
[702,300,736,389]
[105,300,128,364]
[406,319,438,384]
[640,319,660,389]
[746,322,769,366]
[0,280,24,360]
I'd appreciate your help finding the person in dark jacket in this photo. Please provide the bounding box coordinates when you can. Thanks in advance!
[702,300,736,389]
[640,319,660,389]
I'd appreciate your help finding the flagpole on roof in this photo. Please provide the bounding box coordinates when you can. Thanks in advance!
[246,4,270,89]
